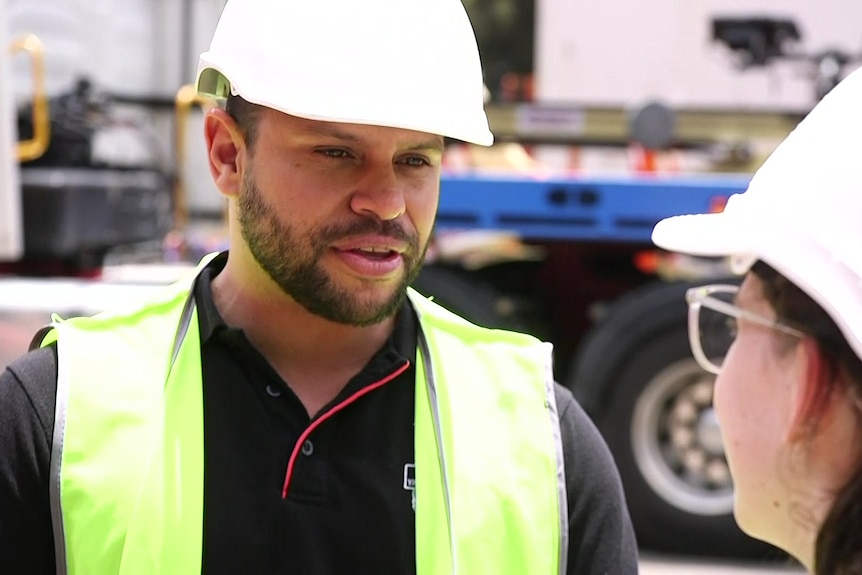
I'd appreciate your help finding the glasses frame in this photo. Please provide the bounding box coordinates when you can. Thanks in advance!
[685,284,805,375]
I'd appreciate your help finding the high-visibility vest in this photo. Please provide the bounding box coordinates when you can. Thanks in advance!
[38,256,567,575]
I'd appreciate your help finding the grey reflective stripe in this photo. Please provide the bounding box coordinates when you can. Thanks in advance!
[50,327,69,575]
[169,292,197,372]
[417,328,458,574]
[541,342,568,575]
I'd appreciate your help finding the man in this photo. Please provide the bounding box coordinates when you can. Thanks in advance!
[0,1,638,573]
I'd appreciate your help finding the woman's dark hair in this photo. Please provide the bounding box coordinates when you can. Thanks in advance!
[751,261,862,574]
[225,93,262,151]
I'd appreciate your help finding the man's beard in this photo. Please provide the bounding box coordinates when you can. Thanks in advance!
[237,172,426,326]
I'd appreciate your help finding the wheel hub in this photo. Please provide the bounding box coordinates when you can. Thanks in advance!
[696,408,724,456]
[631,359,734,516]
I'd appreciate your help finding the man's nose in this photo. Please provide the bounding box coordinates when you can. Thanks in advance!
[348,165,407,222]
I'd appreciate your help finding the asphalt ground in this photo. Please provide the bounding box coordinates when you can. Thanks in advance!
[639,553,804,574]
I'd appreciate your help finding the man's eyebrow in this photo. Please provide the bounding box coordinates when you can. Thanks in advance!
[404,138,445,153]
[305,126,444,153]
[308,126,363,142]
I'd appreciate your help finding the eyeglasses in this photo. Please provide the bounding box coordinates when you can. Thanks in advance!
[685,284,805,375]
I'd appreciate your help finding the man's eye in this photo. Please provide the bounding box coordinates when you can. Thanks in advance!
[320,149,350,159]
[402,156,431,167]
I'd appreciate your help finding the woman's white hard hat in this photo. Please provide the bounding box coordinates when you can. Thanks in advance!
[652,66,862,361]
[196,0,493,146]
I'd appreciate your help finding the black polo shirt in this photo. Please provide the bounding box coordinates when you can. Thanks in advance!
[0,255,639,574]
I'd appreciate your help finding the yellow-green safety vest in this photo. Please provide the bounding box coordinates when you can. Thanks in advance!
[38,256,567,574]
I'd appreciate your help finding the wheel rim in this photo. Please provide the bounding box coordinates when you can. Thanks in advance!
[630,358,734,516]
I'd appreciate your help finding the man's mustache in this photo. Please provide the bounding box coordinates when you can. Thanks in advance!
[318,218,419,256]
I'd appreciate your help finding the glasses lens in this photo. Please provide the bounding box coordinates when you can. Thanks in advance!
[698,291,737,371]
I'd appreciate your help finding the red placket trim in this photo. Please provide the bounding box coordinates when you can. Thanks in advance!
[281,360,411,499]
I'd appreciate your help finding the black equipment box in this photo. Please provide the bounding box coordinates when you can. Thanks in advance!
[19,166,172,259]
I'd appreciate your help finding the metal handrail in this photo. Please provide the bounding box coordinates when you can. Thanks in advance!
[10,34,50,162]
[173,83,213,229]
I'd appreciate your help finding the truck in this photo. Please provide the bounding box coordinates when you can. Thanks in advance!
[2,0,860,560]
[0,1,176,365]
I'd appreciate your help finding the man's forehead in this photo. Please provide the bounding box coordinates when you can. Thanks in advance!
[263,108,445,150]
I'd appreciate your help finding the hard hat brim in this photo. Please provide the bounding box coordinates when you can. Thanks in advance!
[652,209,862,362]
[196,62,494,147]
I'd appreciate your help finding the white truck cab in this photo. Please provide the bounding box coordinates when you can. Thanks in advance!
[0,2,24,262]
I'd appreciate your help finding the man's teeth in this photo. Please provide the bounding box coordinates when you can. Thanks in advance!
[357,247,390,254]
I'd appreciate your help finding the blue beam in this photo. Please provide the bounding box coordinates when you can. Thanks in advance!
[437,173,751,243]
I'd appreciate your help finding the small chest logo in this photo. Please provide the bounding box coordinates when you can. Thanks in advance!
[403,463,415,490]
[403,463,416,511]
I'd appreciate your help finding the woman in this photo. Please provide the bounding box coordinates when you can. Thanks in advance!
[652,66,862,574]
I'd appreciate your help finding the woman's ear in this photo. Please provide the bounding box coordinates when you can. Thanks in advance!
[787,338,835,442]
[204,108,248,199]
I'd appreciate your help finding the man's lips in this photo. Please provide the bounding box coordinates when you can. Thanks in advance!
[330,235,411,278]
[332,235,410,255]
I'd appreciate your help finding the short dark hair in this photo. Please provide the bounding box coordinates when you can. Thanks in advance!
[753,261,862,387]
[225,93,262,150]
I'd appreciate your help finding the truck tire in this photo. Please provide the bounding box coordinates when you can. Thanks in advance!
[566,279,780,559]
[411,264,528,332]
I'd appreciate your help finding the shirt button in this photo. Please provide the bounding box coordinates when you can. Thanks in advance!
[265,383,282,398]
[301,440,314,456]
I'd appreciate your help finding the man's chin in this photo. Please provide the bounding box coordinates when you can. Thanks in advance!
[337,287,407,326]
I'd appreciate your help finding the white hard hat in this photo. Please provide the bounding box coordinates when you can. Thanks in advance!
[196,0,493,146]
[652,65,862,361]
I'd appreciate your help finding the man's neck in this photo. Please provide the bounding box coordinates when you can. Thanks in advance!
[209,258,397,417]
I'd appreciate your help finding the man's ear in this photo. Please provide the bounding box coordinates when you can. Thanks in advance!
[787,338,834,441]
[204,108,248,199]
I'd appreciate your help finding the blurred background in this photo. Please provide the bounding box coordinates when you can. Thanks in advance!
[2,0,860,571]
